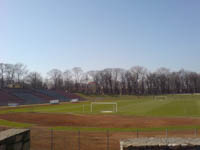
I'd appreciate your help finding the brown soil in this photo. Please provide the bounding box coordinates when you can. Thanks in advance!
[29,128,200,150]
[1,112,200,128]
[16,127,200,150]
[1,116,200,150]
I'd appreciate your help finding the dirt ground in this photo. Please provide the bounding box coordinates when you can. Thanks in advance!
[1,112,200,128]
[0,126,198,150]
[1,113,200,150]
[29,128,200,150]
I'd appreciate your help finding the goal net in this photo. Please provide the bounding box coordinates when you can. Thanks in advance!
[90,102,118,113]
[154,96,167,100]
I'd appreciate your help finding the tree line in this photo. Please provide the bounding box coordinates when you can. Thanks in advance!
[0,62,200,95]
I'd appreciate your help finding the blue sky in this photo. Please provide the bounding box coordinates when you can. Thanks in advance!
[0,0,200,75]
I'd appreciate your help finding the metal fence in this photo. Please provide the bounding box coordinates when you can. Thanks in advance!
[1,127,200,150]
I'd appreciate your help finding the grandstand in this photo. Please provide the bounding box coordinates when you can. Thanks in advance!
[55,90,85,100]
[13,92,43,105]
[0,88,83,106]
[0,90,23,106]
[35,89,70,102]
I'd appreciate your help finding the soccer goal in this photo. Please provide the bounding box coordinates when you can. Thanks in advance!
[154,96,167,100]
[90,102,118,113]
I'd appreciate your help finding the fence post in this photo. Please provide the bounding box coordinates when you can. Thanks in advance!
[107,130,109,150]
[136,129,139,138]
[51,129,54,150]
[166,128,168,138]
[195,128,198,137]
[64,136,66,150]
[78,130,80,150]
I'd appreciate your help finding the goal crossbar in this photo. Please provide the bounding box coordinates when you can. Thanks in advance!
[154,96,167,100]
[90,102,118,112]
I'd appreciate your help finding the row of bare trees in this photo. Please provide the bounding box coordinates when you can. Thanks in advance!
[0,63,43,89]
[0,62,200,95]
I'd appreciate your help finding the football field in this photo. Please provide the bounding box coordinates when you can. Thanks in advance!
[1,94,200,117]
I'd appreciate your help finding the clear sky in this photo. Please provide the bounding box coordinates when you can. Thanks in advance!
[0,0,200,75]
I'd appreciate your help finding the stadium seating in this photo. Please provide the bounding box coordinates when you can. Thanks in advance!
[55,90,85,100]
[30,91,52,101]
[0,90,22,106]
[36,89,70,102]
[13,92,43,105]
[0,88,84,106]
[3,88,49,105]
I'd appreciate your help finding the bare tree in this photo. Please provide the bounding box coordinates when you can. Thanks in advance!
[63,70,73,92]
[63,70,72,82]
[72,67,83,92]
[111,68,124,94]
[155,67,170,94]
[47,69,63,89]
[129,66,148,94]
[2,60,200,95]
[72,67,83,83]
[25,72,43,88]
[15,63,28,83]
[5,64,16,85]
[0,63,5,88]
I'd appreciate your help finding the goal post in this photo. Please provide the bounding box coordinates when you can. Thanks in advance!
[154,96,167,100]
[90,102,118,113]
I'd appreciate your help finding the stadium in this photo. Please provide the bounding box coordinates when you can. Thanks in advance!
[1,0,200,149]
[0,87,83,106]
[1,87,200,149]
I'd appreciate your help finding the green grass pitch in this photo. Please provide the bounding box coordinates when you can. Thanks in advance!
[1,94,200,131]
[1,94,200,117]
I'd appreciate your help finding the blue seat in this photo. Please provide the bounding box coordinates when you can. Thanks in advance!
[13,92,44,105]
[36,90,70,102]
